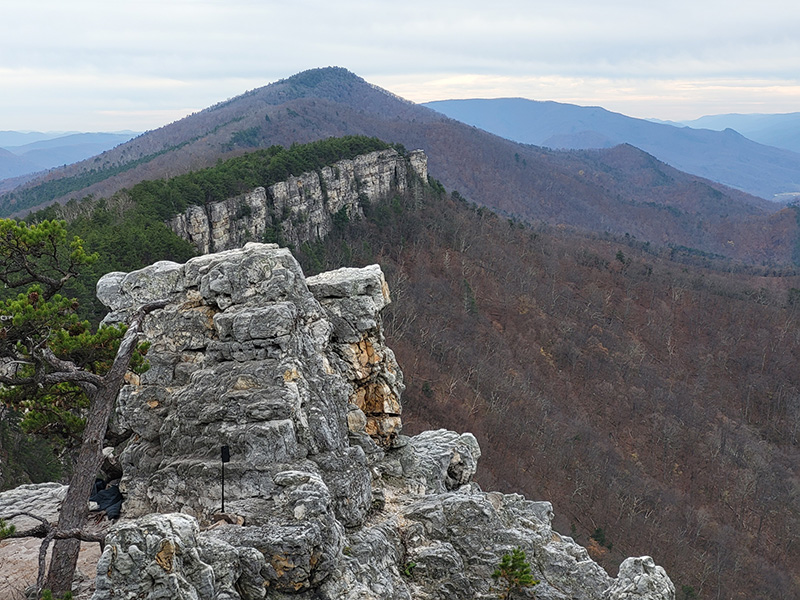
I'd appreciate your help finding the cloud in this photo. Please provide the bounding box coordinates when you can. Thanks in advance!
[1,0,799,129]
[377,73,800,120]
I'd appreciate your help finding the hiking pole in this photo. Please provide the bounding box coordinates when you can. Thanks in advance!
[221,445,230,513]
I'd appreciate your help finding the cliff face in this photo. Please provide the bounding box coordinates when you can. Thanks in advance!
[88,243,674,600]
[168,148,427,253]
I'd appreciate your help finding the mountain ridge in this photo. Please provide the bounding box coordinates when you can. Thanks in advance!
[679,112,800,154]
[422,97,800,201]
[1,67,794,266]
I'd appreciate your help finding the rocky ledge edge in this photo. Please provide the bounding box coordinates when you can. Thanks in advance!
[1,242,674,600]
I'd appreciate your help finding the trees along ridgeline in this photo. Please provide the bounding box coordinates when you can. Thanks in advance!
[0,219,164,597]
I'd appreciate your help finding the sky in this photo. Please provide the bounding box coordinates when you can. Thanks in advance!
[2,0,799,132]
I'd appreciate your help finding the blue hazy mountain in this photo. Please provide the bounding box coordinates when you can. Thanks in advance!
[423,98,800,201]
[0,131,138,180]
[0,131,77,147]
[678,113,800,154]
[0,146,42,180]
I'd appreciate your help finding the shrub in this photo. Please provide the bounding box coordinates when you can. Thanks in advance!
[492,547,539,599]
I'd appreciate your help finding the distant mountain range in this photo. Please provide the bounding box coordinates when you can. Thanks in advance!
[2,67,797,265]
[0,147,41,180]
[0,131,138,180]
[0,131,78,147]
[423,98,800,202]
[676,113,800,154]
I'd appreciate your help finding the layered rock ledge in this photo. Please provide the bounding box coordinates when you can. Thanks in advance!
[169,148,427,253]
[83,243,673,599]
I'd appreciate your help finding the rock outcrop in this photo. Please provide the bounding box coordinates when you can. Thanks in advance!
[90,243,673,600]
[0,483,105,599]
[97,243,385,532]
[0,482,67,531]
[169,148,427,253]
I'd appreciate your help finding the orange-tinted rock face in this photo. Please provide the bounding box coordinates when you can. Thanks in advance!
[306,264,405,449]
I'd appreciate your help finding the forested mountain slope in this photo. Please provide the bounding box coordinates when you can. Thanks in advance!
[1,68,792,265]
[294,182,800,600]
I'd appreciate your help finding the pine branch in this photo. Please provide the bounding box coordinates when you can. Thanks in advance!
[38,348,104,392]
[1,511,51,538]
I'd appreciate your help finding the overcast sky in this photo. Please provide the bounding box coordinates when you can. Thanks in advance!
[2,0,799,131]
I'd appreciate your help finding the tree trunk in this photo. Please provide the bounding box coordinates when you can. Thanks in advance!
[44,383,115,596]
[43,300,166,596]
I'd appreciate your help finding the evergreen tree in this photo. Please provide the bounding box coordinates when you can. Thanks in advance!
[0,219,163,597]
[492,547,539,599]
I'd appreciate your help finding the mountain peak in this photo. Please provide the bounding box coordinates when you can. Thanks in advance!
[281,66,365,88]
[248,65,411,110]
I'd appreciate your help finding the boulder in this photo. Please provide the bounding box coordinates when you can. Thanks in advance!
[606,556,676,600]
[398,430,481,493]
[93,513,215,600]
[0,482,67,530]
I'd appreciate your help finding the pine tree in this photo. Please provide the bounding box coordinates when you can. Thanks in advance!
[0,219,164,597]
[492,547,540,600]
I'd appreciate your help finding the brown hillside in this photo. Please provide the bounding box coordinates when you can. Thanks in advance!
[295,183,800,600]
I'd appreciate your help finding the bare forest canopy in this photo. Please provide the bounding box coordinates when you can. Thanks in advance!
[2,67,797,267]
[292,180,800,600]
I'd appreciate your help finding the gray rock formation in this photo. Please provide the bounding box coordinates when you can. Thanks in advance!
[396,430,482,494]
[97,243,384,533]
[91,243,673,600]
[0,482,67,531]
[307,265,403,449]
[93,513,215,599]
[169,148,427,253]
[607,557,675,600]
